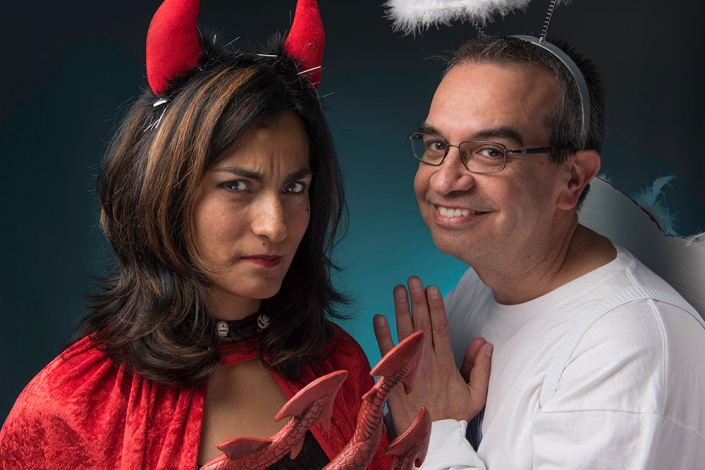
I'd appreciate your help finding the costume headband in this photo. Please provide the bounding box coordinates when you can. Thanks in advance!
[513,35,590,148]
[146,0,325,96]
[385,0,591,148]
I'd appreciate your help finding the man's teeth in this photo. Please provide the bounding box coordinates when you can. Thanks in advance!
[438,206,482,217]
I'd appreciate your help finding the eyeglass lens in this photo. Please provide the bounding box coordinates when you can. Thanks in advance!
[410,133,506,173]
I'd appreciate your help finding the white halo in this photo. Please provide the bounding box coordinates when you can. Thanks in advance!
[384,0,552,35]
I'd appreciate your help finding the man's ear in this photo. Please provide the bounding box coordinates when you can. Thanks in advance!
[556,150,601,210]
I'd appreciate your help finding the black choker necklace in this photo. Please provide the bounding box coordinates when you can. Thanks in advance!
[216,313,270,341]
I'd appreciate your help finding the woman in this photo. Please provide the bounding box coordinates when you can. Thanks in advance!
[0,0,392,468]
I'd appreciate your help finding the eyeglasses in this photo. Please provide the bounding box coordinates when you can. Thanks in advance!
[409,132,572,174]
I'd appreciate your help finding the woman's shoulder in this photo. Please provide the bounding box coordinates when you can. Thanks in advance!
[0,336,117,465]
[1,335,205,468]
[301,322,374,395]
[2,337,121,429]
[9,336,114,411]
[323,322,371,372]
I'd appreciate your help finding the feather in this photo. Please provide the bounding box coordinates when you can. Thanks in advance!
[384,0,535,35]
[686,232,705,247]
[631,175,679,236]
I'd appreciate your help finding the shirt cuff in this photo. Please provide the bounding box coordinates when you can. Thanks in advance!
[419,419,486,470]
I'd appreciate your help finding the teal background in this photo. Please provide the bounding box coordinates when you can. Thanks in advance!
[2,0,704,421]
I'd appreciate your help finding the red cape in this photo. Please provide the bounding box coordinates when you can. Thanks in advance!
[0,324,392,469]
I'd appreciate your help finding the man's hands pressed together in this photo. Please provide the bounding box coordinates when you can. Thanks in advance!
[373,276,493,432]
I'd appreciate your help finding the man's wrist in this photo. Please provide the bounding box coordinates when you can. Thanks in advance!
[421,419,486,469]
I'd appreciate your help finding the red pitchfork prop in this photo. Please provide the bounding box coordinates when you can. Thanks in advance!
[201,331,431,470]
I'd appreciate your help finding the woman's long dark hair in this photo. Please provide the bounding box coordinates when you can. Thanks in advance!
[79,37,349,387]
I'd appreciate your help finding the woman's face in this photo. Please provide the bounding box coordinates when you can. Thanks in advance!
[192,113,312,320]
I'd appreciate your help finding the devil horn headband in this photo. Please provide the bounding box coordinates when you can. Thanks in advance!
[285,0,325,88]
[146,0,202,95]
[146,0,325,96]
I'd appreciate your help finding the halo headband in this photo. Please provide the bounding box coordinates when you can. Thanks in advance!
[513,35,591,149]
[383,1,589,147]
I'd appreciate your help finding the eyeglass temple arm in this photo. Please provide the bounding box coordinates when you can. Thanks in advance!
[506,146,573,156]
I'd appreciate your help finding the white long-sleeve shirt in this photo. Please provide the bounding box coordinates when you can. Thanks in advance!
[420,244,705,469]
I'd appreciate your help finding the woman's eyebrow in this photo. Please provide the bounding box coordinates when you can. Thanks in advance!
[214,167,264,181]
[212,167,312,182]
[285,168,313,182]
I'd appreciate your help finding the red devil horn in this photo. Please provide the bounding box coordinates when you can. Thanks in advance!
[284,0,325,88]
[146,0,203,95]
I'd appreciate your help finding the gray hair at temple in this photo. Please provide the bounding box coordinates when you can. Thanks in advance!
[445,35,607,206]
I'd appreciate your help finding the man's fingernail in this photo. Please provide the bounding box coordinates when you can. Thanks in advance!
[409,278,422,293]
[486,344,494,358]
[394,288,407,302]
[428,286,440,299]
[374,315,387,327]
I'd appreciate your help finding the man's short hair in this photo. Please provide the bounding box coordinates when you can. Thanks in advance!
[447,36,607,208]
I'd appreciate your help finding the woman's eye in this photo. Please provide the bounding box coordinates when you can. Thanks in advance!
[222,180,249,191]
[283,181,309,194]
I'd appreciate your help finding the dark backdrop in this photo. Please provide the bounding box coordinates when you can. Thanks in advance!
[2,0,704,421]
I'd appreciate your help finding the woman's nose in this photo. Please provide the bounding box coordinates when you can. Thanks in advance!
[251,195,288,244]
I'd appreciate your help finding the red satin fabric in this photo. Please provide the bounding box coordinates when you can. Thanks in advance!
[0,324,392,469]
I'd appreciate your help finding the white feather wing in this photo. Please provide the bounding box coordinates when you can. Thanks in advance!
[384,0,533,34]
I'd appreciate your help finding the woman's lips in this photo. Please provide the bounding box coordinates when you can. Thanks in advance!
[242,255,282,268]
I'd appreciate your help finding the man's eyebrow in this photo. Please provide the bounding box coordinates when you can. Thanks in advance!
[418,123,443,136]
[417,124,525,147]
[474,127,525,146]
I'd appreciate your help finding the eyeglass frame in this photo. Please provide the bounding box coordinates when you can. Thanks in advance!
[409,132,574,174]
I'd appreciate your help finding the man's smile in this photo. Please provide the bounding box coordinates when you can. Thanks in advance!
[432,204,491,225]
[435,205,488,218]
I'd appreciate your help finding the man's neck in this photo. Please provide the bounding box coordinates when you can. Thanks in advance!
[476,220,617,305]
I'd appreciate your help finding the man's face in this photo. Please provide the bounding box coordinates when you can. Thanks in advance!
[414,61,571,270]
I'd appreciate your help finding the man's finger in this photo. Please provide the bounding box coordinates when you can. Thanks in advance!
[460,337,488,382]
[373,314,396,357]
[425,285,454,358]
[407,277,433,350]
[393,285,415,341]
[467,342,493,416]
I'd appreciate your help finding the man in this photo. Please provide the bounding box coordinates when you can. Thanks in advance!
[374,36,705,469]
